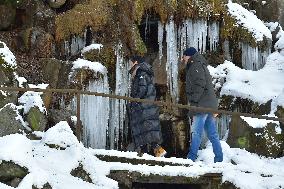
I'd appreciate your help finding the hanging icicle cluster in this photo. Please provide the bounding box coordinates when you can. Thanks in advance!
[178,19,220,54]
[159,17,220,102]
[81,77,110,149]
[241,42,271,71]
[108,43,131,150]
[70,59,110,149]
[63,30,87,58]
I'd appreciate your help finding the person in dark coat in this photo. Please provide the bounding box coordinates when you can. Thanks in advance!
[128,55,166,157]
[181,47,223,163]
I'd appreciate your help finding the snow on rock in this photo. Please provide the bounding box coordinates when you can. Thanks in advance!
[240,115,279,129]
[273,24,284,51]
[41,121,80,148]
[0,41,16,68]
[227,1,272,42]
[81,44,103,54]
[71,58,107,74]
[209,52,284,105]
[274,90,284,107]
[0,134,33,168]
[18,84,48,114]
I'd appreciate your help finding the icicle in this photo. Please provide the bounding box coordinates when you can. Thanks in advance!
[223,40,231,61]
[65,31,87,58]
[185,19,208,53]
[158,21,164,63]
[216,115,231,140]
[241,42,271,71]
[178,22,187,58]
[186,19,192,48]
[166,16,179,102]
[208,21,220,51]
[108,43,130,149]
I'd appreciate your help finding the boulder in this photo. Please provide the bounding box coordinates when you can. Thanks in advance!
[0,161,28,187]
[0,104,24,137]
[40,58,62,88]
[0,5,16,30]
[227,115,283,158]
[40,58,63,109]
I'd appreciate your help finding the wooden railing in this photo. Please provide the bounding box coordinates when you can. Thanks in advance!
[1,86,283,140]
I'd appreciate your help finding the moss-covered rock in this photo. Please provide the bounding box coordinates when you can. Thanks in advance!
[0,47,18,108]
[221,2,271,52]
[55,0,112,42]
[26,107,47,131]
[82,44,116,90]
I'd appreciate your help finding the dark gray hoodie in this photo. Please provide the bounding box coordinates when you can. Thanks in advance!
[185,53,218,112]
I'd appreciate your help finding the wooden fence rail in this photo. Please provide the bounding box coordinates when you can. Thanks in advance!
[1,86,283,139]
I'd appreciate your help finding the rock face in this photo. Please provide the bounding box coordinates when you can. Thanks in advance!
[19,27,55,58]
[219,95,272,115]
[0,104,24,137]
[0,5,16,30]
[227,115,284,158]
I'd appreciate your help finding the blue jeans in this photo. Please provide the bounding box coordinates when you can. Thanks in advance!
[187,113,223,163]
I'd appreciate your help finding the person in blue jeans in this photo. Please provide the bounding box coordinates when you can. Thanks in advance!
[181,47,223,163]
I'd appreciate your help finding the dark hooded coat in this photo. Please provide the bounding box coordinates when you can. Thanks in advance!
[129,62,162,147]
[185,53,218,114]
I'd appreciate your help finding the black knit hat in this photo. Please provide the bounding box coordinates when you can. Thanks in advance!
[183,47,197,56]
[129,55,145,63]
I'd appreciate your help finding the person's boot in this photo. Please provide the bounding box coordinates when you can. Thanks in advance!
[153,144,167,157]
[137,144,148,157]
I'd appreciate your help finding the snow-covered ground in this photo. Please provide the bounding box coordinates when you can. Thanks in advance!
[1,121,284,189]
